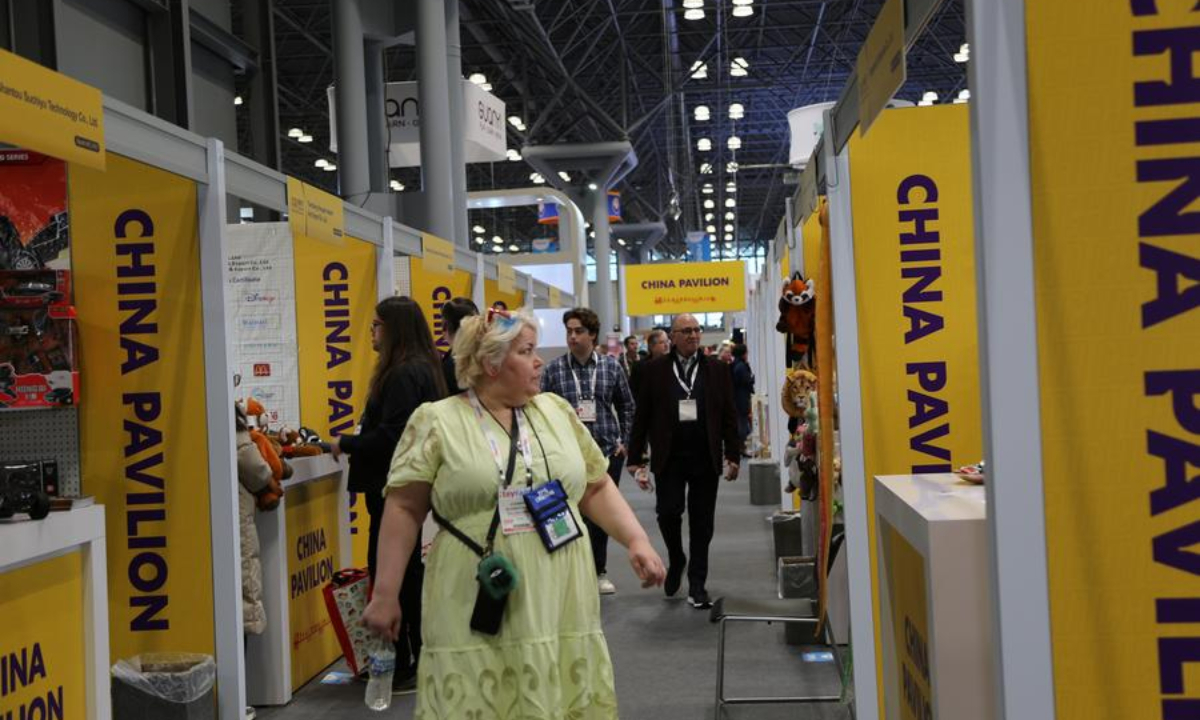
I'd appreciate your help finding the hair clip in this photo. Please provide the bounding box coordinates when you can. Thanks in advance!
[487,306,517,329]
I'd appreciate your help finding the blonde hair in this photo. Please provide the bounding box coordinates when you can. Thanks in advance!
[452,310,539,390]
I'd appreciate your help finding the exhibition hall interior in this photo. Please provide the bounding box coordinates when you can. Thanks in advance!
[0,1,1191,719]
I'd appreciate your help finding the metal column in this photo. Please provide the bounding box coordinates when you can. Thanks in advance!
[416,0,456,241]
[592,191,614,334]
[364,39,388,193]
[332,0,371,200]
[445,0,468,246]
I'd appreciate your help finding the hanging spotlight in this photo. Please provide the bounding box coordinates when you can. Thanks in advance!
[473,225,486,234]
[705,213,715,221]
[724,224,734,232]
[728,102,744,119]
[558,171,572,182]
[727,161,739,173]
[727,135,742,150]
[704,199,715,209]
[617,238,627,246]
[725,197,736,208]
[234,95,244,106]
[724,211,735,220]
[690,61,708,80]
[954,89,971,104]
[683,0,704,7]
[588,182,599,190]
[506,149,522,161]
[702,183,714,194]
[684,8,705,20]
[323,163,337,172]
[492,235,503,244]
[919,91,938,106]
[469,73,488,85]
[724,233,733,241]
[732,5,753,17]
[508,244,520,252]
[288,127,304,138]
[694,105,711,121]
[530,172,546,184]
[706,225,716,233]
[697,138,712,151]
[314,159,328,168]
[726,182,737,193]
[475,236,486,245]
[700,162,713,174]
[730,57,749,77]
[492,245,504,253]
[954,43,970,63]
[298,134,313,143]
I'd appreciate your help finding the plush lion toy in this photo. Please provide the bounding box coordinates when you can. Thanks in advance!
[781,368,818,419]
[776,272,816,364]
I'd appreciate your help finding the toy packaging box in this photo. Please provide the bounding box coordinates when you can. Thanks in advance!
[0,271,78,409]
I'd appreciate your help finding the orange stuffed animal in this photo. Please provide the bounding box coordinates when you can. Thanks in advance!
[776,272,816,362]
[243,397,288,509]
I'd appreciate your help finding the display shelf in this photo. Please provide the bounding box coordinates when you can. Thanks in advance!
[874,474,994,720]
[281,454,342,491]
[0,505,110,720]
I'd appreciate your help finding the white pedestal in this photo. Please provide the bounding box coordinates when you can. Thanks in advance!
[874,474,995,720]
[0,505,110,720]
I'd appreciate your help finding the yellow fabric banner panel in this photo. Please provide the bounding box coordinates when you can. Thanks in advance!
[624,260,746,315]
[485,277,524,311]
[815,200,835,623]
[1027,4,1200,717]
[71,154,215,661]
[883,521,931,720]
[293,234,377,569]
[802,211,821,280]
[0,48,105,169]
[409,257,474,356]
[0,551,86,718]
[285,478,342,691]
[780,244,790,280]
[847,104,982,718]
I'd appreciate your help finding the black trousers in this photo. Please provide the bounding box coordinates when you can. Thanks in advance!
[582,454,625,575]
[655,453,719,591]
[366,490,423,674]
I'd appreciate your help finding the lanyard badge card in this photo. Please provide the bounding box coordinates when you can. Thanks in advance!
[572,355,599,423]
[523,479,583,552]
[675,358,699,422]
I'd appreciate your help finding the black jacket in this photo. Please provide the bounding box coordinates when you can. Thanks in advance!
[340,360,443,494]
[628,352,741,476]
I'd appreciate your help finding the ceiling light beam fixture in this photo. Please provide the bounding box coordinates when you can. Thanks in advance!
[730,57,749,77]
[684,8,705,20]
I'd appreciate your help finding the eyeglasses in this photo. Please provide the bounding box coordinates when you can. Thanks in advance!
[674,327,702,335]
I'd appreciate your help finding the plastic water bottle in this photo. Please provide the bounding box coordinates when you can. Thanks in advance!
[364,637,395,711]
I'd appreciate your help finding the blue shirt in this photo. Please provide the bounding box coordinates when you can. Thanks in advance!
[540,351,634,457]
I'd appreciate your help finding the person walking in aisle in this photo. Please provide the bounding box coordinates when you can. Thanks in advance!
[439,296,478,394]
[362,308,665,718]
[541,308,636,595]
[331,296,446,692]
[627,313,741,609]
[730,343,755,456]
[618,334,640,376]
[630,328,669,398]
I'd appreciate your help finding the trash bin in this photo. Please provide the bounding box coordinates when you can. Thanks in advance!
[771,511,804,560]
[111,653,216,720]
[748,460,781,505]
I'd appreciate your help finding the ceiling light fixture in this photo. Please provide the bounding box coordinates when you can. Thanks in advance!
[508,244,520,252]
[919,91,938,106]
[475,236,485,245]
[697,138,712,151]
[492,245,504,253]
[506,148,522,161]
[531,172,546,184]
[732,5,753,17]
[700,162,713,174]
[725,211,735,220]
[724,233,733,241]
[588,182,599,190]
[684,8,705,20]
[724,224,734,232]
[730,57,749,77]
[690,61,708,80]
[234,95,243,106]
[725,197,736,208]
[727,135,742,150]
[288,127,304,138]
[314,159,328,168]
[298,134,313,143]
[492,235,503,244]
[728,102,744,119]
[706,225,716,233]
[704,199,715,209]
[558,171,572,182]
[954,89,971,104]
[473,225,486,234]
[323,163,337,172]
[694,105,710,121]
[469,73,487,85]
[705,213,715,221]
[702,184,714,194]
[481,83,493,91]
[682,0,704,7]
[954,43,970,63]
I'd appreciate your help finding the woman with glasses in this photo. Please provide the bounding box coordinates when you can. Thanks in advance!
[363,307,665,718]
[332,296,446,691]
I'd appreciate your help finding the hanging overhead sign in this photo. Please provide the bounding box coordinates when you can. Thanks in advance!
[327,80,506,166]
[286,177,344,247]
[421,233,456,276]
[1024,2,1200,717]
[624,260,746,315]
[496,262,516,296]
[0,49,105,169]
[857,0,906,136]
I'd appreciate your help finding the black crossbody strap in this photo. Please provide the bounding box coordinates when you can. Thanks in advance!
[431,413,519,558]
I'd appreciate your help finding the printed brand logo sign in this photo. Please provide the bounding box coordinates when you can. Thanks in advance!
[70,154,215,660]
[0,49,105,169]
[287,177,344,247]
[856,0,906,136]
[422,233,456,277]
[624,260,747,315]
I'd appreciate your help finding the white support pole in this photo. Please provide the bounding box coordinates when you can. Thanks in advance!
[378,218,396,299]
[823,113,880,719]
[967,0,1056,717]
[83,528,111,720]
[197,138,246,720]
[473,253,486,309]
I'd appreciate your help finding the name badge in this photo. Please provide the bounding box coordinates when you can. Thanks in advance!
[577,399,598,423]
[679,398,698,422]
[499,487,535,535]
[523,479,583,553]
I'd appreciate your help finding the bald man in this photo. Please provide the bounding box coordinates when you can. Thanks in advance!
[627,314,741,609]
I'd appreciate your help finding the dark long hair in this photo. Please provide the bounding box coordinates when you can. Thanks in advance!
[369,296,447,400]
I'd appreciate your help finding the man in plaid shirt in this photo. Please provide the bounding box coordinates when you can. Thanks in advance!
[541,307,635,595]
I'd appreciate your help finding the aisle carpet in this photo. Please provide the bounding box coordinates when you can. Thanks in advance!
[257,465,849,720]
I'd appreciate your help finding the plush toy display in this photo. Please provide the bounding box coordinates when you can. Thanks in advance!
[781,368,818,419]
[241,397,287,509]
[775,272,816,364]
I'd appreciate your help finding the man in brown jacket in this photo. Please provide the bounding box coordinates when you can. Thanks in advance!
[627,314,741,609]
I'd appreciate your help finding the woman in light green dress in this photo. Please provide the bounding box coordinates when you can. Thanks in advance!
[364,308,666,719]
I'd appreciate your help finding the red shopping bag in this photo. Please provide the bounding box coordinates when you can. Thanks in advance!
[322,568,371,675]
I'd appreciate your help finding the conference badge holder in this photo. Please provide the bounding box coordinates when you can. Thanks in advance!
[524,479,583,553]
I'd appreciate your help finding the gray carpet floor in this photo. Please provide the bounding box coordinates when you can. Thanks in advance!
[256,466,850,719]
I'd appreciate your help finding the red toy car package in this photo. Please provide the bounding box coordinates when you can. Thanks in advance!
[0,304,78,409]
[0,269,70,309]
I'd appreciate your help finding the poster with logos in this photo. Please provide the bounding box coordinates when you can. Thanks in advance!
[0,150,70,271]
[226,223,301,429]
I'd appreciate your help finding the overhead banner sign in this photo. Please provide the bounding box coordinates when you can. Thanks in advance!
[294,232,377,568]
[497,262,516,296]
[0,552,86,720]
[285,477,342,690]
[856,0,906,136]
[421,233,456,277]
[0,49,105,169]
[327,80,506,166]
[548,285,562,308]
[1026,3,1200,717]
[71,154,215,661]
[624,260,747,316]
[287,177,344,246]
[847,104,982,714]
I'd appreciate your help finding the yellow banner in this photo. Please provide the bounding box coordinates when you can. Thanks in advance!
[780,244,791,280]
[847,104,982,716]
[549,285,562,308]
[1027,3,1200,716]
[285,478,342,690]
[0,49,105,169]
[294,233,377,569]
[624,260,746,315]
[802,208,821,280]
[883,522,931,720]
[287,177,344,246]
[856,0,905,136]
[409,257,474,355]
[486,276,523,311]
[497,262,516,296]
[71,154,215,660]
[0,551,86,718]
[421,233,456,277]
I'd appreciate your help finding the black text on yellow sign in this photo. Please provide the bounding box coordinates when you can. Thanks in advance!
[624,261,746,315]
[0,49,105,169]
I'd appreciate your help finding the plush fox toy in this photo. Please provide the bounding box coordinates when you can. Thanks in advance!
[243,397,288,509]
[776,272,816,363]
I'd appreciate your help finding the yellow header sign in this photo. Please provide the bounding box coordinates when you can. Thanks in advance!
[0,49,105,169]
[421,233,456,276]
[624,260,746,316]
[857,0,906,136]
[548,285,562,308]
[286,177,344,246]
[1026,2,1200,716]
[497,262,516,296]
